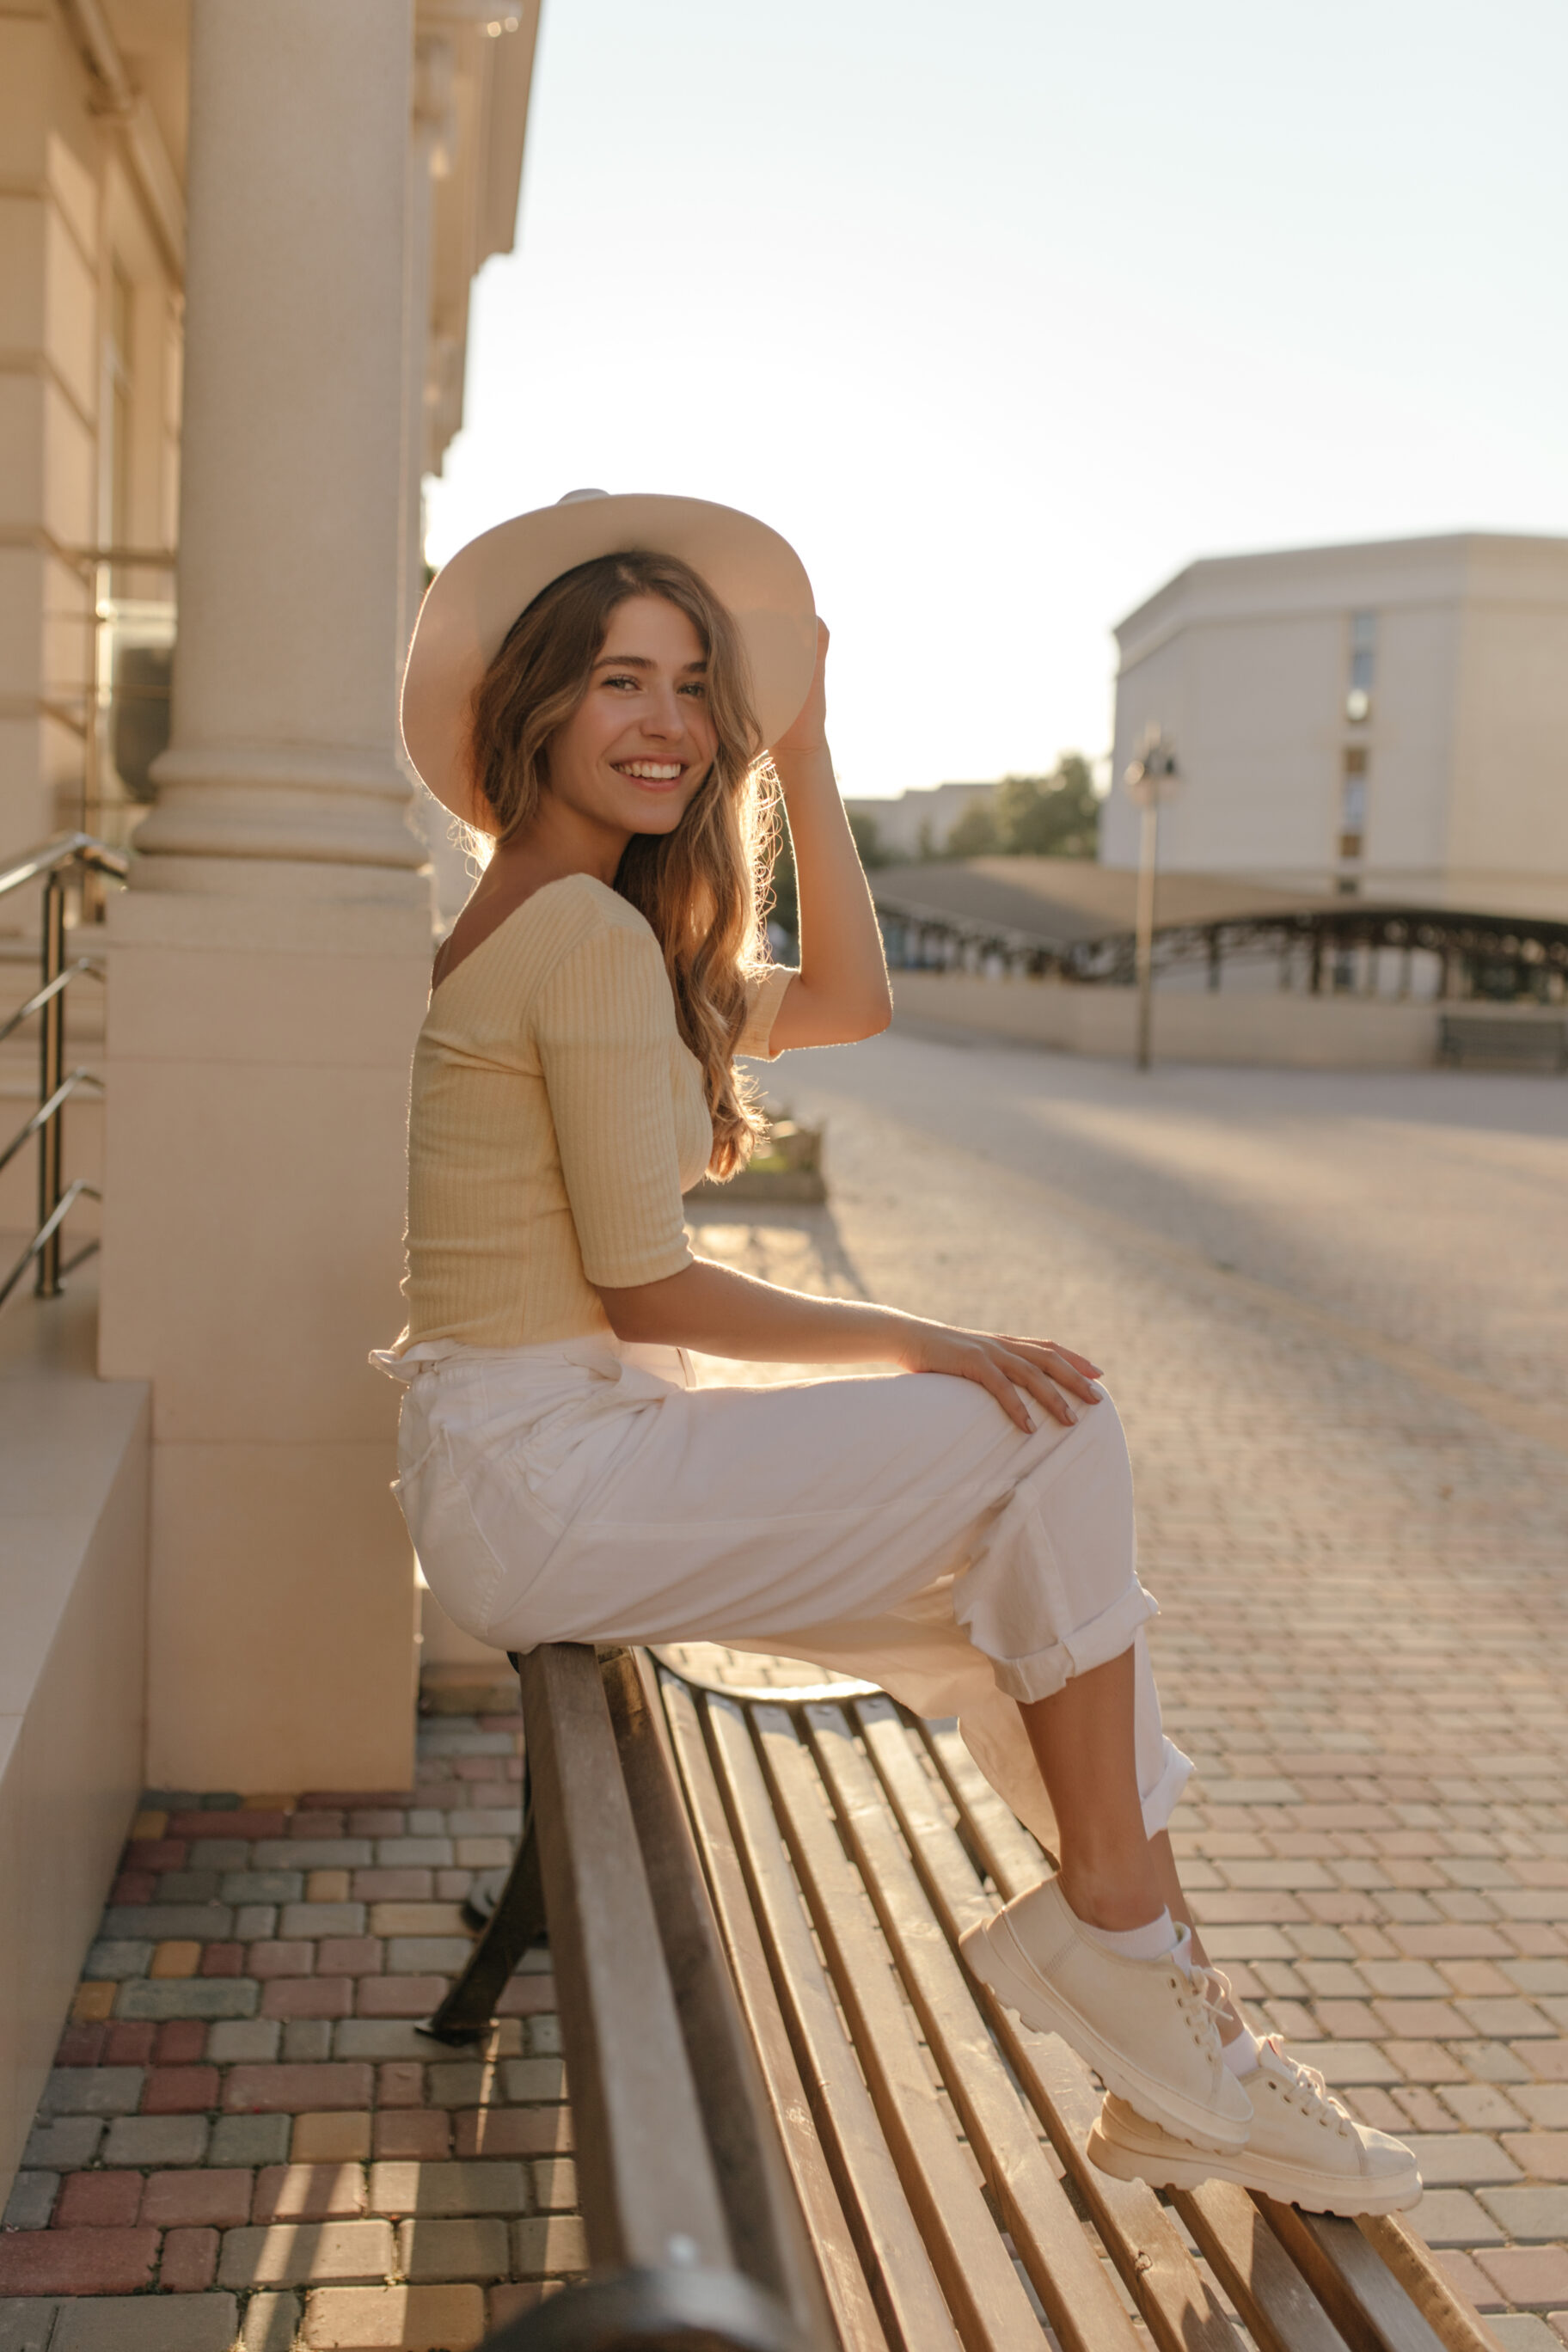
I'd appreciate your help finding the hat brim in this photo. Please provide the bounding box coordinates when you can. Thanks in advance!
[401,493,818,826]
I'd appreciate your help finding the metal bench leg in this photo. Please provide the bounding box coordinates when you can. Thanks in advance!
[420,1657,546,2047]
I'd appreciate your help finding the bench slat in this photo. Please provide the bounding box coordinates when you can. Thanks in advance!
[754,1703,1041,2352]
[598,1650,836,2345]
[516,1645,732,2274]
[1173,2183,1352,2352]
[1356,2218,1510,2352]
[859,1703,1245,2352]
[919,1721,1055,1893]
[805,1700,1143,2352]
[1259,2204,1453,2352]
[658,1669,890,2352]
[704,1691,965,2352]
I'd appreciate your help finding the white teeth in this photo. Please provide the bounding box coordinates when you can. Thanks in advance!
[616,763,683,781]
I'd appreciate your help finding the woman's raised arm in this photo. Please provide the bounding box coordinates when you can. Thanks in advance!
[765,622,893,1051]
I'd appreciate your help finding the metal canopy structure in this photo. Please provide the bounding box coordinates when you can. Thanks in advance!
[868,857,1568,997]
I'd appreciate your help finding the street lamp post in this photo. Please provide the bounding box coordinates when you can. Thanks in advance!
[1124,727,1179,1072]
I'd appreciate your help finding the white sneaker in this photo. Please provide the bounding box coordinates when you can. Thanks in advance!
[1088,2017,1422,2216]
[959,1879,1253,2153]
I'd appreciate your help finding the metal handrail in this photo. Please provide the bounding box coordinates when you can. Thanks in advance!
[0,833,129,1312]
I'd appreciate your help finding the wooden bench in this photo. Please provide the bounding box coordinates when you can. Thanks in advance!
[425,1643,1506,2352]
[1438,1014,1567,1072]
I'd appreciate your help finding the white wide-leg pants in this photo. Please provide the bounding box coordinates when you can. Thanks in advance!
[378,1338,1191,1853]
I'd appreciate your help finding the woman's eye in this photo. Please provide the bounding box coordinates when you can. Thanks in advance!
[678,681,707,698]
[603,674,640,690]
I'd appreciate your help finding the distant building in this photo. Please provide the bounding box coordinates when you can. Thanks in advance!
[1103,534,1568,920]
[844,781,995,860]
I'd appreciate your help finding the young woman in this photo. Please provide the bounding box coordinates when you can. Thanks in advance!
[383,491,1418,2215]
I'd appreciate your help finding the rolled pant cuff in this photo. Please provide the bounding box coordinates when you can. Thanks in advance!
[981,1578,1160,1706]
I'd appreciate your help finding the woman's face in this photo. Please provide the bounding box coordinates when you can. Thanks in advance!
[545,594,718,842]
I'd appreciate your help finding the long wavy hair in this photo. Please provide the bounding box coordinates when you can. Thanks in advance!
[468,549,781,1178]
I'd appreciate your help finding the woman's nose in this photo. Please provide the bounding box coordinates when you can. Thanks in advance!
[640,686,686,739]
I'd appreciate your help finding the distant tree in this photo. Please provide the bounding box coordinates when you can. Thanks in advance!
[984,756,1100,859]
[945,800,1001,857]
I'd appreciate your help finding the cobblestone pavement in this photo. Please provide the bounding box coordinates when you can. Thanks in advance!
[4,1034,1565,2349]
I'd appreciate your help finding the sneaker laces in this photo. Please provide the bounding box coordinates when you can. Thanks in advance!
[1256,2034,1357,2127]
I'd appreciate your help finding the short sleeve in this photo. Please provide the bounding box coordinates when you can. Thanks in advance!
[737,964,796,1060]
[535,922,695,1289]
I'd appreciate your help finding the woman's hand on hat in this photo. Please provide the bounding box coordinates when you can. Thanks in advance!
[891,1319,1105,1434]
[772,619,830,765]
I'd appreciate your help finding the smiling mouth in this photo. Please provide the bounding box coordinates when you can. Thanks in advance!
[612,762,685,783]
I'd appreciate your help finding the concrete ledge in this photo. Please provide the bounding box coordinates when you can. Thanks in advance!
[891,971,1460,1067]
[0,1266,150,2208]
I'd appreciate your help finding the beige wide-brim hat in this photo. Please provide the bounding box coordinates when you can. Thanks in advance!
[401,489,818,827]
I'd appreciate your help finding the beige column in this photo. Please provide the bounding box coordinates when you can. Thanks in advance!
[100,0,432,1792]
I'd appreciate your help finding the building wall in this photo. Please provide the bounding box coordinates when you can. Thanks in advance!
[0,1,184,902]
[1103,534,1568,917]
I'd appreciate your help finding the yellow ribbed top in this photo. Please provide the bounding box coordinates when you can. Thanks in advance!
[395,873,793,1351]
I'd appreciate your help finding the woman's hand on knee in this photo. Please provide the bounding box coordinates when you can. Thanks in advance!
[892,1320,1103,1433]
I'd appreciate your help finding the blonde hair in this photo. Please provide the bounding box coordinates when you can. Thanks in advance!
[468,550,781,1179]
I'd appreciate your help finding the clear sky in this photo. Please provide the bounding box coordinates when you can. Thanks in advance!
[426,0,1568,800]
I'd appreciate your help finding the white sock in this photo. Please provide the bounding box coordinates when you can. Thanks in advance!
[1222,2022,1262,2075]
[1075,1905,1180,1963]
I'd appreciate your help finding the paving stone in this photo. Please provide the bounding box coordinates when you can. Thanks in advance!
[209,2018,283,2063]
[1442,2085,1528,2132]
[233,1907,279,1942]
[0,2302,58,2351]
[385,1938,472,1974]
[1478,2251,1568,2312]
[511,2215,589,2278]
[1500,2132,1568,2179]
[21,2120,102,2171]
[240,2290,302,2351]
[224,2063,374,2114]
[372,1840,453,1868]
[55,2169,143,2226]
[40,2067,144,2116]
[1408,2188,1504,2246]
[141,2170,254,2228]
[279,1905,366,1940]
[334,2019,443,2062]
[0,2229,159,2295]
[186,1841,252,1871]
[101,2116,210,2166]
[219,1872,304,1904]
[283,2020,335,2064]
[376,2064,427,2110]
[300,2283,487,2349]
[1,2177,57,2232]
[352,1869,432,1902]
[150,1940,203,1979]
[370,2162,527,2217]
[453,2109,571,2159]
[354,1975,445,2019]
[250,1941,315,1980]
[1516,2086,1568,2127]
[262,1977,354,2021]
[160,2226,220,2292]
[155,2019,209,2064]
[374,2111,451,2160]
[253,2165,368,2222]
[1479,2185,1568,2242]
[217,2219,395,2288]
[1485,2321,1565,2352]
[254,1841,373,1871]
[305,1873,352,1904]
[142,2064,221,2113]
[114,1979,259,2021]
[501,2059,567,2104]
[397,2216,511,2282]
[532,2159,576,2213]
[291,2115,373,2165]
[317,1939,383,1976]
[207,2113,292,2167]
[49,2294,240,2351]
[81,1942,152,1981]
[99,1907,233,1942]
